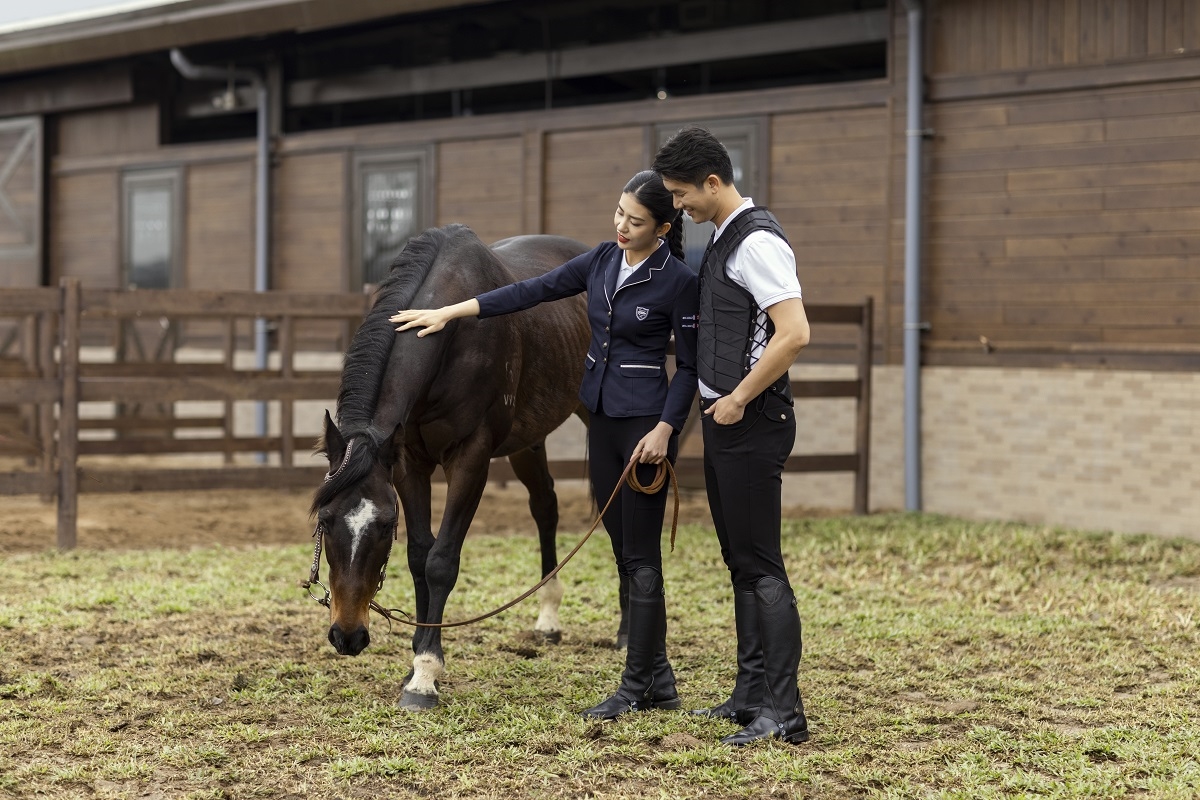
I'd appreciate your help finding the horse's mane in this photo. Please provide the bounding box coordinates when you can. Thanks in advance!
[311,224,473,514]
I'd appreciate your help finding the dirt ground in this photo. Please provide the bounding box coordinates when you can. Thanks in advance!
[1,478,744,554]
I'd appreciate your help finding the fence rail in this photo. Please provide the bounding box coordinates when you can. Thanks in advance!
[1,279,873,549]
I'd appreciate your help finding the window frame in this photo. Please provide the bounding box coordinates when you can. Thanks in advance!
[654,118,767,270]
[120,167,184,290]
[350,146,435,289]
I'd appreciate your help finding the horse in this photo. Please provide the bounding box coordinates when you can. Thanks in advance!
[311,223,594,710]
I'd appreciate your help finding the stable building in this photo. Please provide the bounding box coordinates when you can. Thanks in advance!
[0,0,1197,537]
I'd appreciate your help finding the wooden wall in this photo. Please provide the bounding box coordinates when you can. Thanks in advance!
[544,127,646,248]
[771,106,891,353]
[36,0,1200,370]
[186,161,255,290]
[917,0,1200,368]
[57,105,157,158]
[436,137,523,245]
[270,152,346,293]
[931,0,1200,74]
[924,79,1200,360]
[50,172,119,288]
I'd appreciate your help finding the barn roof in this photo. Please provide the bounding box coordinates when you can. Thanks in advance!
[0,0,498,76]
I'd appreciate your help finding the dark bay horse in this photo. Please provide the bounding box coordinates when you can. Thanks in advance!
[312,223,589,710]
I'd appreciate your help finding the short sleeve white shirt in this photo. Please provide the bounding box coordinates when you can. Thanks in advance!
[698,198,803,398]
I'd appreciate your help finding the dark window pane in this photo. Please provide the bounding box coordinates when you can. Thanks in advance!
[362,166,419,285]
[128,186,173,289]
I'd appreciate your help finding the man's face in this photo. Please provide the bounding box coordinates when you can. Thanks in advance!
[662,175,718,225]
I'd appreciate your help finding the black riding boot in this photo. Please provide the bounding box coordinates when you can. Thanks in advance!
[583,567,664,720]
[721,577,809,746]
[691,589,763,725]
[649,590,680,710]
[615,571,630,649]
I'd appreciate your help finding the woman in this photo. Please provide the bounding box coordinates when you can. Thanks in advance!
[391,170,698,720]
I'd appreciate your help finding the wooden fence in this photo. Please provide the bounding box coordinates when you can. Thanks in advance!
[1,280,873,549]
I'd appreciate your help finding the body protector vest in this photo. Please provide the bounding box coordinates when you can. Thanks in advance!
[698,207,793,401]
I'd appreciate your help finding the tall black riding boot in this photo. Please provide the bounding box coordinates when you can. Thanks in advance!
[584,567,663,720]
[615,571,630,649]
[721,577,809,746]
[649,587,681,710]
[691,589,764,725]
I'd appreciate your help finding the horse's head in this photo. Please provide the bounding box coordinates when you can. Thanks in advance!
[312,411,398,656]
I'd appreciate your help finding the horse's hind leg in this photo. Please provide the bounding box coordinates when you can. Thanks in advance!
[509,442,564,644]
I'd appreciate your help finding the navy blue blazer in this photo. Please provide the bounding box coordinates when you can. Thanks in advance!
[476,241,698,432]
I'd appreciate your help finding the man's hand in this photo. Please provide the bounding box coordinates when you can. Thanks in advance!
[703,395,747,425]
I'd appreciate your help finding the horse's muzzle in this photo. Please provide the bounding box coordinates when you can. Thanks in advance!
[328,623,370,656]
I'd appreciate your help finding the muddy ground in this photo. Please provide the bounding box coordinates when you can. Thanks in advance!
[2,478,754,554]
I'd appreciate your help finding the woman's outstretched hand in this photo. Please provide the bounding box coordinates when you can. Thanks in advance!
[391,307,453,337]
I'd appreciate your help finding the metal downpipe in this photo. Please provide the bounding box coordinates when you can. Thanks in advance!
[170,50,272,453]
[902,2,925,511]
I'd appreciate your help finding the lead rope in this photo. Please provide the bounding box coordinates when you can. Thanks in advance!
[301,457,680,629]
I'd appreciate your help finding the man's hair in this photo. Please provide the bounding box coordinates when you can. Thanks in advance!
[652,125,735,188]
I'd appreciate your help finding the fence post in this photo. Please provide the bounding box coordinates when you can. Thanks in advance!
[280,315,295,467]
[37,311,56,496]
[853,296,874,515]
[57,278,81,550]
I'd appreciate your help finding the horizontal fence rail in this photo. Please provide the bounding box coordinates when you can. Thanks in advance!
[1,279,874,548]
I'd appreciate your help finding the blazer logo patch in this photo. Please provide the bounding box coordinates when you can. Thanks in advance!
[635,306,650,321]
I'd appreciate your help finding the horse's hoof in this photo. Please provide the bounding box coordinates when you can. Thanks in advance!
[399,690,439,711]
[535,629,562,645]
[615,633,629,650]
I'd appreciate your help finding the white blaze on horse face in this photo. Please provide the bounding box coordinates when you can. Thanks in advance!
[345,498,378,565]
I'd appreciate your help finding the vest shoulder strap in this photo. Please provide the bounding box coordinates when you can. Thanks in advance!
[706,207,788,273]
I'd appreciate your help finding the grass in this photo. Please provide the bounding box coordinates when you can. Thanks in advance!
[1,513,1199,799]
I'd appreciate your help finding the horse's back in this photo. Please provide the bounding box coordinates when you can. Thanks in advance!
[490,234,591,281]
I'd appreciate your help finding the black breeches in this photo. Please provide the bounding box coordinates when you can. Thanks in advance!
[700,391,795,592]
[588,412,677,575]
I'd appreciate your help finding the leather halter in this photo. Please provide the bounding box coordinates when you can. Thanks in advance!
[301,437,399,608]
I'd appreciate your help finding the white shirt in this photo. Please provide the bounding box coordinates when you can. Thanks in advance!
[699,198,803,399]
[617,239,661,288]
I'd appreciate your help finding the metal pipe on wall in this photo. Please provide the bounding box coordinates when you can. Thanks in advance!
[169,49,272,454]
[902,1,925,511]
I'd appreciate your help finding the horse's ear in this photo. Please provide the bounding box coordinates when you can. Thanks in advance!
[323,410,347,466]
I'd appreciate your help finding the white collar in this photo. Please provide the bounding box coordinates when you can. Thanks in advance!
[713,197,755,241]
[620,238,663,272]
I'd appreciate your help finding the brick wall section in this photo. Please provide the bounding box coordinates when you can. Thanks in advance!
[922,367,1199,538]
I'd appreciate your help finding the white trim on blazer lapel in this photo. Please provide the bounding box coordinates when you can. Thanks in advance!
[612,244,668,300]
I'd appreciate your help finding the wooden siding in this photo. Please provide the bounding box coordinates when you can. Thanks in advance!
[771,107,891,352]
[543,127,644,247]
[923,78,1200,354]
[931,0,1200,74]
[271,152,347,292]
[436,137,523,244]
[56,105,158,158]
[186,161,255,290]
[50,171,119,287]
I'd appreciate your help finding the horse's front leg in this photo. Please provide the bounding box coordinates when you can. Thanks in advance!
[396,459,435,688]
[508,442,564,644]
[400,441,492,711]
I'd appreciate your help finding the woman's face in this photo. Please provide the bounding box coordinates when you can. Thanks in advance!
[613,193,666,257]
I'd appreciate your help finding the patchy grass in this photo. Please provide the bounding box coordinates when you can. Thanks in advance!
[1,514,1199,799]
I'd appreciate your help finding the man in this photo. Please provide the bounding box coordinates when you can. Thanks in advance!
[653,125,811,746]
